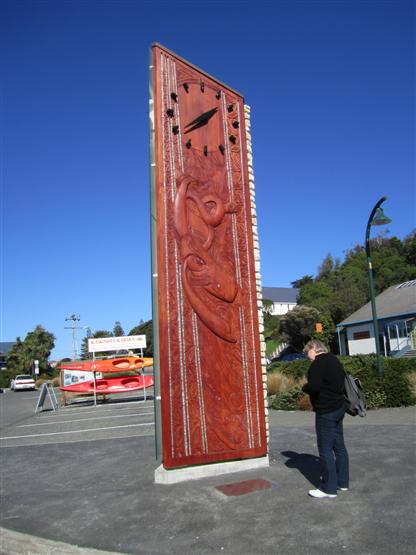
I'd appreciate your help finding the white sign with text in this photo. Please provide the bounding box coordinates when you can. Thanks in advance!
[88,335,147,353]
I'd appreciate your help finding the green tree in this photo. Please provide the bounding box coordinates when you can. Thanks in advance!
[402,230,416,266]
[80,329,113,359]
[298,281,333,316]
[291,275,313,289]
[280,305,320,351]
[317,254,335,280]
[80,328,93,360]
[262,299,281,357]
[311,312,336,351]
[295,233,416,325]
[129,320,153,357]
[6,338,25,374]
[113,321,125,337]
[7,326,55,376]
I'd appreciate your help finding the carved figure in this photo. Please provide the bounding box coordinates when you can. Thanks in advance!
[174,174,239,342]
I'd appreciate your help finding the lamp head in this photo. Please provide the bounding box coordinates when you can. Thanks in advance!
[371,207,392,226]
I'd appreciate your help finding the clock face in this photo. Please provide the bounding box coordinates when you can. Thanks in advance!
[169,80,238,156]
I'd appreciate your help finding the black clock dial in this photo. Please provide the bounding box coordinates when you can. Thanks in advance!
[184,107,218,134]
[178,83,231,154]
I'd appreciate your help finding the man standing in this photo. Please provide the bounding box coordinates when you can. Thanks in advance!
[302,339,349,499]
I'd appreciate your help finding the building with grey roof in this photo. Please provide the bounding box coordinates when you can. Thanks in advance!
[337,280,416,357]
[0,342,15,370]
[262,287,299,316]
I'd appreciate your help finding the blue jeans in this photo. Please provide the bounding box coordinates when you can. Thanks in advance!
[315,406,349,494]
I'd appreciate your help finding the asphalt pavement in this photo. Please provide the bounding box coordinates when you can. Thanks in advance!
[0,387,415,555]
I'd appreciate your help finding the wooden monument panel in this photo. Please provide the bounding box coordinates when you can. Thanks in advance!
[152,44,266,468]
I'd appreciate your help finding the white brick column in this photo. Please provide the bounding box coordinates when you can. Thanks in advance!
[244,104,269,446]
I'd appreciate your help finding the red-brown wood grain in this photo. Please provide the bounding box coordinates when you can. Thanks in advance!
[152,44,267,468]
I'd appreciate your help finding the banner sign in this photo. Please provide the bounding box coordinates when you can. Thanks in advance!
[62,370,102,387]
[88,335,147,353]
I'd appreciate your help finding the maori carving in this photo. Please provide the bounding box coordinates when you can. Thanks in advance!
[153,44,267,468]
[174,174,239,343]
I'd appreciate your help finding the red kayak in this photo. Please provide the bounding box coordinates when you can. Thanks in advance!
[60,375,154,394]
[59,357,153,372]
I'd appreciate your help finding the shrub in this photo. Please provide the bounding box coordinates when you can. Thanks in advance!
[268,354,416,410]
[0,370,13,389]
[267,373,297,395]
[271,386,305,410]
[407,373,416,397]
[268,359,308,381]
[35,376,61,388]
[382,367,415,407]
[297,394,313,411]
[365,386,387,409]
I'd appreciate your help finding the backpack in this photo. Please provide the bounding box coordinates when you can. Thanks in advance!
[344,372,367,417]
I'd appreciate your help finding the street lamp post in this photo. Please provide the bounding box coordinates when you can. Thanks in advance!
[365,197,392,376]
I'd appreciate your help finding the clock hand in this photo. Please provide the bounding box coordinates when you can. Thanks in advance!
[184,107,218,134]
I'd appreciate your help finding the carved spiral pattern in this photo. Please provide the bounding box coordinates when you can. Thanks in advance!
[174,174,239,343]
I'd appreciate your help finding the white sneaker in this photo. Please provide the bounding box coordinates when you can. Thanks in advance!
[338,487,349,491]
[308,489,337,499]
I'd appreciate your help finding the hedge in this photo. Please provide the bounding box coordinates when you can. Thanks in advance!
[269,354,416,410]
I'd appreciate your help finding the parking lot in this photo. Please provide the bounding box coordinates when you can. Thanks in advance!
[1,387,415,555]
[0,387,155,449]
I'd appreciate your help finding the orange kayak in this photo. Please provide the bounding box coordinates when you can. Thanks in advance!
[59,357,153,372]
[60,375,154,394]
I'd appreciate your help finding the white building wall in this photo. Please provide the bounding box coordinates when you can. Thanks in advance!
[271,302,297,316]
[346,323,376,355]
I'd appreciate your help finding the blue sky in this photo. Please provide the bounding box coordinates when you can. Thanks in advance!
[2,0,414,360]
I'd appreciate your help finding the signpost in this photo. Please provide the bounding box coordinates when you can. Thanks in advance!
[88,335,148,406]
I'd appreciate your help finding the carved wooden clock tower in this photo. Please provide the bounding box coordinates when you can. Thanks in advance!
[150,44,268,475]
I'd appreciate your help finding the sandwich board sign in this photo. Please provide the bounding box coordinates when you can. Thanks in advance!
[35,382,59,413]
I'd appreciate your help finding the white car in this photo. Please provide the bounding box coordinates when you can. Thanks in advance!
[10,374,36,391]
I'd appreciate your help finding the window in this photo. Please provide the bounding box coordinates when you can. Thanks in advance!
[353,331,370,340]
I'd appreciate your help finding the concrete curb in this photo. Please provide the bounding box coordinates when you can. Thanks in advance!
[0,527,127,555]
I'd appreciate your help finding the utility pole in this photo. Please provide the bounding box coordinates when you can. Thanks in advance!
[65,314,81,360]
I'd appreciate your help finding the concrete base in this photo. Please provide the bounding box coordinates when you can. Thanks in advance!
[154,455,269,484]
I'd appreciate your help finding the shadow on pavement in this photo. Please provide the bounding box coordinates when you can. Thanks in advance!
[281,450,321,488]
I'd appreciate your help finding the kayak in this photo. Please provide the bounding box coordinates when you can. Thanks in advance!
[59,357,153,372]
[60,375,154,394]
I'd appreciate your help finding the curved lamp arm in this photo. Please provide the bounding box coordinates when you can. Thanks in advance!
[365,196,387,258]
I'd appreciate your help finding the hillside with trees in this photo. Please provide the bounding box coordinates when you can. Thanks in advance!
[266,232,416,353]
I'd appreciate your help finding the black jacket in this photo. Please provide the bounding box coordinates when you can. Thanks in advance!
[302,353,345,413]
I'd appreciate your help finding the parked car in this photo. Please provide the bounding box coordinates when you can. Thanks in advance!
[269,351,307,364]
[10,374,36,391]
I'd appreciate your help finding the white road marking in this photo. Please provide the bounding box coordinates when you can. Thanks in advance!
[19,412,154,427]
[0,431,154,448]
[37,402,154,417]
[1,422,154,440]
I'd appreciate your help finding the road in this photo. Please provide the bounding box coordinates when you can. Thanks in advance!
[1,385,415,555]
